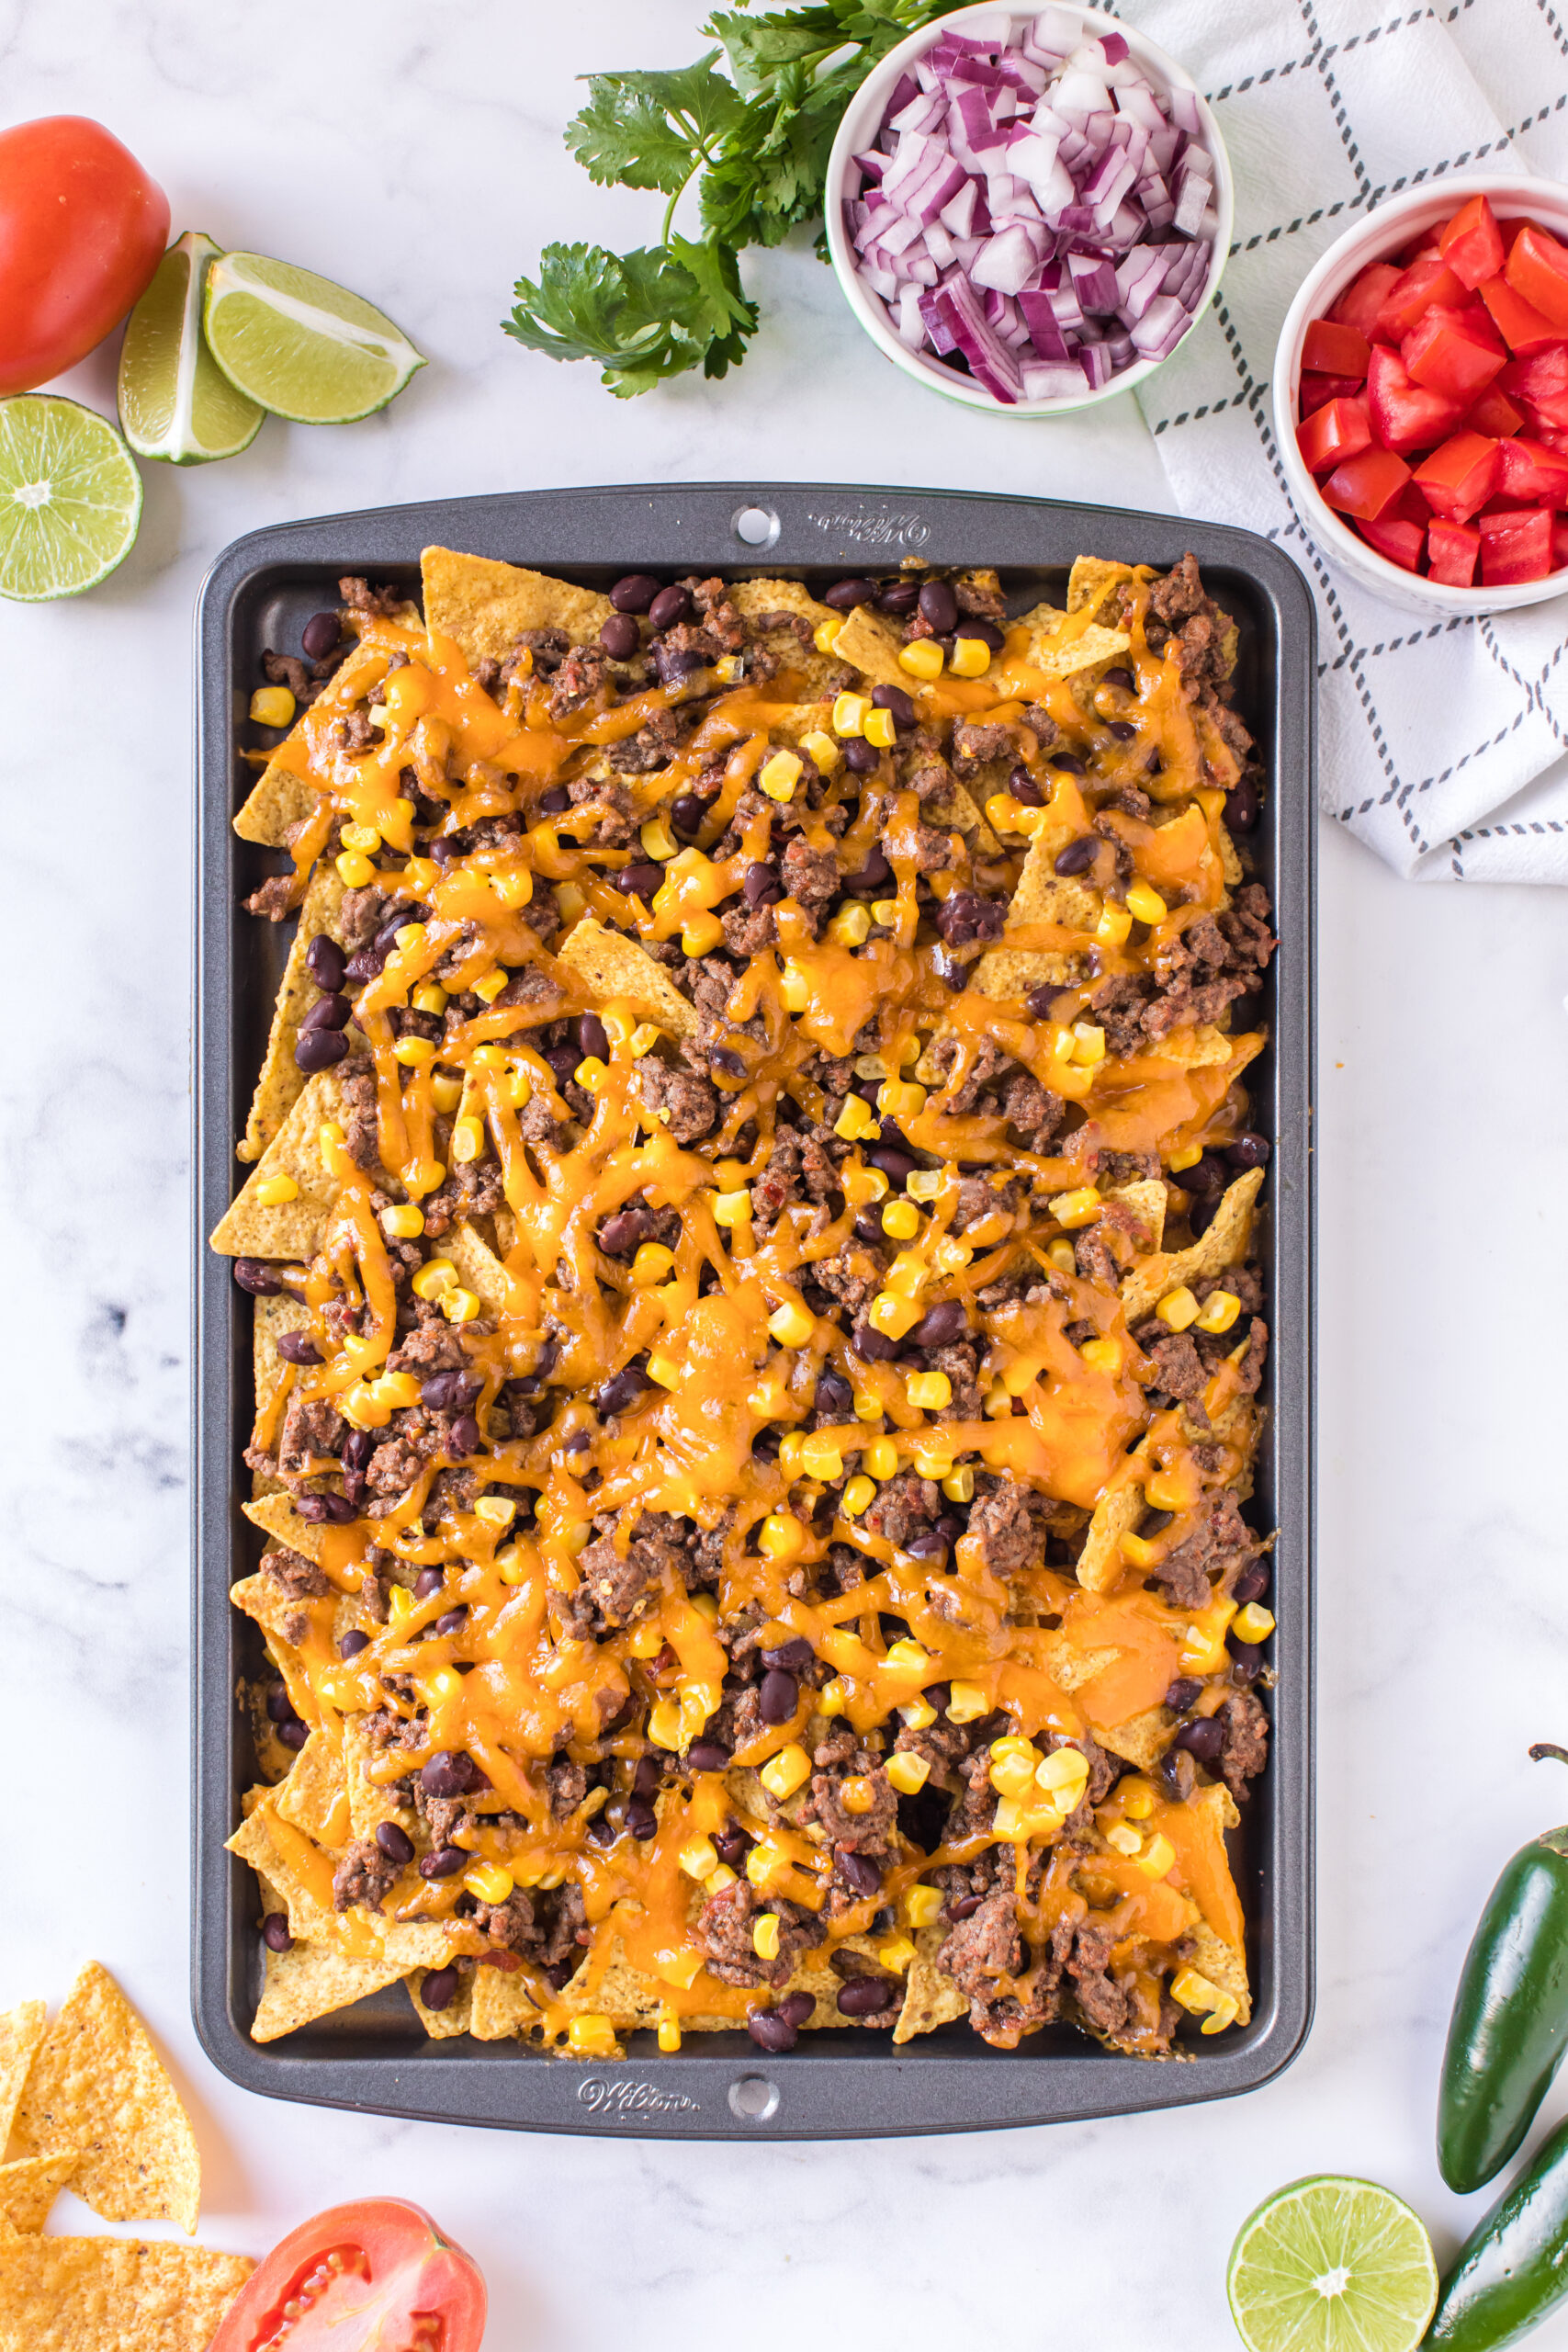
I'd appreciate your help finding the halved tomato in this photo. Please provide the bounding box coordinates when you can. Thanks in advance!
[209,2200,485,2352]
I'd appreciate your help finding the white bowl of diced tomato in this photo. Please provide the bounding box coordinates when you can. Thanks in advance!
[1272,176,1568,614]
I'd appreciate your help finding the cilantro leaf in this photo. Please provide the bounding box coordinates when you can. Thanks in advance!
[566,53,745,195]
[668,233,760,377]
[503,243,722,398]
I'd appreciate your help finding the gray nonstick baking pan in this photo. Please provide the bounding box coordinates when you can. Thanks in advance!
[193,481,1315,2139]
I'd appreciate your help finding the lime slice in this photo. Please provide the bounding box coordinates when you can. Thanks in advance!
[118,231,264,464]
[203,251,424,424]
[1227,2177,1438,2352]
[0,395,142,602]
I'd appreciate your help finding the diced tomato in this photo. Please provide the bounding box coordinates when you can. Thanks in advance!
[1427,519,1482,586]
[1302,317,1371,378]
[1466,384,1523,437]
[1505,222,1568,332]
[1323,446,1412,520]
[1553,516,1568,570]
[1495,435,1568,502]
[1500,344,1568,433]
[1357,514,1426,571]
[1477,272,1560,356]
[1402,305,1506,403]
[1478,505,1554,583]
[1413,429,1502,524]
[1297,395,1372,474]
[1300,369,1363,416]
[1374,254,1466,342]
[1438,194,1506,292]
[1366,343,1466,454]
[1331,261,1400,340]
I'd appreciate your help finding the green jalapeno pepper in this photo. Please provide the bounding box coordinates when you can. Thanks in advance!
[1438,1745,1568,2195]
[1429,2114,1568,2347]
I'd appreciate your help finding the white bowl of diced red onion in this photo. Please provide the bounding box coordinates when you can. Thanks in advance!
[826,3,1233,414]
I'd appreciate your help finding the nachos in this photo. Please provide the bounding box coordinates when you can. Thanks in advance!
[213,548,1277,2059]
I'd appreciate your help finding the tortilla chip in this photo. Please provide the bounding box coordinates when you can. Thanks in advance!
[407,1969,475,2040]
[232,757,318,848]
[468,1963,542,2041]
[0,2150,78,2235]
[237,864,351,1163]
[556,916,700,1042]
[0,2235,254,2352]
[421,548,612,665]
[0,2004,46,2151]
[239,1494,324,1563]
[925,775,1003,857]
[446,1221,511,1318]
[746,699,835,748]
[1107,1178,1167,1256]
[230,1799,452,1971]
[272,1729,352,1849]
[1187,1920,1251,2030]
[14,1964,199,2235]
[893,1925,968,2043]
[1075,1479,1145,1596]
[1066,555,1135,618]
[1028,617,1133,680]
[1120,1169,1264,1325]
[252,1938,409,2043]
[252,1295,311,1429]
[1097,1705,1171,1774]
[729,580,846,695]
[209,1069,346,1259]
[1016,596,1067,638]
[818,603,907,688]
[1037,1634,1122,1693]
[1218,820,1243,888]
[341,1716,421,1846]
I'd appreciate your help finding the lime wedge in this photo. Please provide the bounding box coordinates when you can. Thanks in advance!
[1227,2177,1438,2352]
[0,395,142,602]
[202,251,424,424]
[118,231,264,464]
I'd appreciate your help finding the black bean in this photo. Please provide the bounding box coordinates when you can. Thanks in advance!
[836,1848,883,1897]
[844,846,893,894]
[538,785,570,816]
[866,1145,917,1184]
[626,1795,659,1840]
[905,1532,947,1562]
[1107,719,1136,741]
[925,1684,953,1721]
[565,1428,591,1455]
[1173,1716,1224,1763]
[842,737,881,775]
[918,579,958,633]
[233,1258,287,1295]
[374,902,423,954]
[419,1847,468,1879]
[815,1370,854,1417]
[633,1756,662,1797]
[600,612,640,661]
[852,1318,900,1363]
[415,1567,446,1599]
[871,682,916,729]
[759,1669,799,1724]
[339,1629,369,1660]
[837,1974,897,2017]
[1008,765,1044,807]
[301,991,352,1035]
[876,580,920,616]
[948,1893,981,1920]
[825,578,875,610]
[688,1738,732,1771]
[1054,835,1098,876]
[421,1750,476,1799]
[1233,1566,1269,1606]
[421,1370,465,1411]
[1146,751,1165,776]
[619,861,663,902]
[1225,777,1260,834]
[654,639,715,685]
[278,1721,309,1749]
[761,1638,814,1675]
[714,1822,754,1868]
[1140,1509,1174,1538]
[1226,1131,1270,1170]
[1164,1677,1201,1713]
[744,860,783,907]
[578,1012,610,1063]
[342,1425,374,1476]
[434,1608,467,1636]
[1102,666,1134,691]
[543,1043,579,1086]
[912,1299,966,1349]
[262,1913,294,1952]
[1186,1152,1229,1197]
[778,1990,816,2029]
[305,934,346,991]
[376,1820,415,1865]
[853,1209,885,1245]
[596,1361,651,1417]
[671,793,707,838]
[935,890,1004,947]
[301,611,343,661]
[747,2007,798,2052]
[265,1680,298,1724]
[611,572,660,614]
[344,943,388,982]
[293,1490,355,1524]
[649,583,693,631]
[420,1966,459,2012]
[711,1046,746,1080]
[276,1329,323,1366]
[964,618,1006,651]
[1231,1643,1264,1685]
[1026,982,1076,1022]
[295,1026,350,1073]
[1050,751,1088,775]
[448,1411,480,1455]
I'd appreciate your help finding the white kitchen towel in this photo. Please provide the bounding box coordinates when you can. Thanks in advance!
[1118,0,1568,881]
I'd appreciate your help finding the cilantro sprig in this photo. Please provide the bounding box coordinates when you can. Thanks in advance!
[503,2,968,397]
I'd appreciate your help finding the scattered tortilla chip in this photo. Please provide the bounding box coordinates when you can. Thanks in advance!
[924,775,1003,857]
[209,1069,346,1259]
[237,864,350,1162]
[421,547,612,665]
[818,602,907,688]
[14,1964,199,2235]
[272,1729,352,1849]
[1066,555,1135,618]
[406,1969,475,2041]
[0,2004,46,2150]
[232,757,318,849]
[1120,1169,1263,1326]
[1075,1478,1146,1597]
[252,1938,409,2044]
[893,1926,968,2044]
[446,1221,511,1318]
[556,916,700,1042]
[0,2235,254,2352]
[0,2150,78,2235]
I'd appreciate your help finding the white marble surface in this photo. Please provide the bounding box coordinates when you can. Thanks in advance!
[6,4,1568,2345]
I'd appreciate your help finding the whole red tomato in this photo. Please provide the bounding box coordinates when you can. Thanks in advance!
[0,116,169,394]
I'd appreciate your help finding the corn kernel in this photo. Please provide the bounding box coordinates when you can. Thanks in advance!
[759,1512,805,1562]
[378,1204,424,1242]
[423,1074,459,1117]
[990,1753,1038,1800]
[1071,1022,1107,1066]
[863,707,897,750]
[814,619,840,655]
[1050,1186,1102,1229]
[877,1933,918,1974]
[1126,880,1168,925]
[1097,901,1133,948]
[1035,1747,1089,1802]
[871,897,900,928]
[568,2015,618,2057]
[714,654,744,686]
[779,959,810,1013]
[691,1592,720,1626]
[1145,1466,1197,1514]
[442,1286,480,1324]
[829,902,872,947]
[907,1370,952,1411]
[681,1679,721,1731]
[839,1473,874,1520]
[905,1883,944,1929]
[1170,1967,1238,2034]
[682,912,725,956]
[336,849,375,888]
[774,1431,802,1478]
[1105,1822,1143,1857]
[834,1094,878,1142]
[640,817,677,862]
[942,1464,975,1504]
[574,1057,609,1097]
[412,1259,457,1301]
[949,634,991,678]
[879,1197,919,1242]
[1156,1286,1200,1333]
[1080,1338,1121,1377]
[648,1697,682,1751]
[1047,1238,1077,1273]
[1118,1532,1162,1571]
[886,1751,930,1795]
[800,1433,844,1482]
[761,1743,811,1800]
[759,750,803,803]
[407,983,446,1020]
[1195,1287,1241,1334]
[899,638,944,680]
[868,1288,919,1338]
[852,1392,881,1422]
[818,1677,850,1718]
[448,1115,484,1167]
[340,1383,389,1431]
[472,969,508,1005]
[1122,1784,1155,1820]
[840,1776,877,1815]
[558,882,586,923]
[475,1496,515,1528]
[1136,1832,1176,1880]
[254,1173,299,1207]
[646,1351,680,1389]
[1168,1142,1203,1173]
[463,1862,514,1905]
[631,1242,675,1288]
[900,1698,938,1733]
[913,1445,953,1481]
[1232,1602,1275,1644]
[394,1035,436,1067]
[768,1300,814,1349]
[800,728,841,775]
[879,1079,925,1122]
[658,2016,683,2053]
[711,1188,751,1230]
[946,1681,987,1723]
[884,1639,930,1676]
[249,684,296,728]
[833,692,870,738]
[341,822,382,854]
[369,1370,422,1410]
[492,869,534,910]
[863,1435,899,1480]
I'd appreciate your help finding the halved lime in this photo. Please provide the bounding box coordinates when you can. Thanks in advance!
[0,395,142,602]
[203,251,424,424]
[1227,2177,1438,2352]
[118,231,264,464]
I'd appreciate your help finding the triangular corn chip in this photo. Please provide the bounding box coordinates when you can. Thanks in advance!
[0,2234,253,2352]
[556,916,700,1042]
[237,862,351,1162]
[0,2148,79,2234]
[421,547,612,663]
[14,1964,200,2234]
[209,1069,348,1259]
[0,2003,46,2150]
